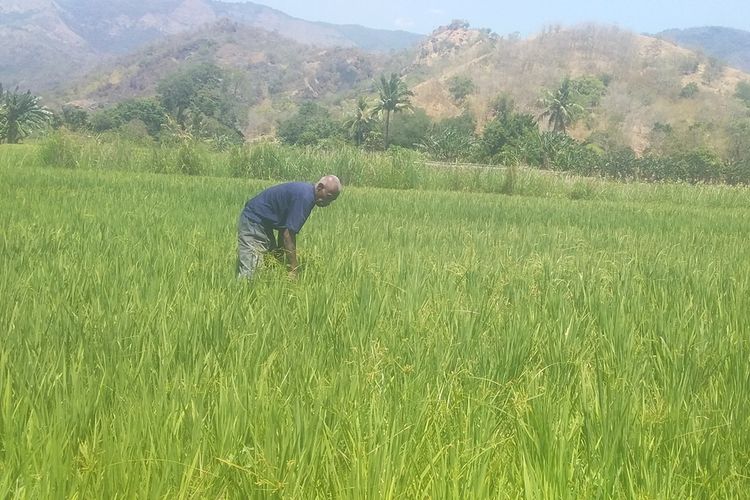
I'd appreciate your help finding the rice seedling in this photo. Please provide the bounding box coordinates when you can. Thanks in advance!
[1,151,749,498]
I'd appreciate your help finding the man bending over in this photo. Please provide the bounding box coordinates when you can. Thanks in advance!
[237,175,341,279]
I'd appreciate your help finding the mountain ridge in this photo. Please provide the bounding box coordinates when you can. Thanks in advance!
[0,0,423,90]
[2,2,750,156]
[656,26,750,72]
[54,20,750,155]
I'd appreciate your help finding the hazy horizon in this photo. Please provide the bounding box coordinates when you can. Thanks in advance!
[221,0,750,36]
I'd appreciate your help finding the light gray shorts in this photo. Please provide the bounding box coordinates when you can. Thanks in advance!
[237,215,276,279]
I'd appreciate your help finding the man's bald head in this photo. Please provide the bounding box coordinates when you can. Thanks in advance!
[314,175,341,207]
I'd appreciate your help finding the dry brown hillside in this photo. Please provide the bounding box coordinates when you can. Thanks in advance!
[59,20,390,138]
[55,21,750,152]
[408,23,750,154]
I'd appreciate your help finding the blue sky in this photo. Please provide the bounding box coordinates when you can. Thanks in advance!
[225,0,750,36]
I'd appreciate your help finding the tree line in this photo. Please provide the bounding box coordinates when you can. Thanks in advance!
[3,65,750,184]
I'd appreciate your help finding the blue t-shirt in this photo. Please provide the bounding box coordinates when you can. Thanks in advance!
[241,182,316,234]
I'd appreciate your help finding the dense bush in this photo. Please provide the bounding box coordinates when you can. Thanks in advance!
[37,130,81,169]
[59,105,89,131]
[447,75,476,102]
[157,63,238,131]
[417,113,477,162]
[90,98,167,138]
[277,102,339,146]
[478,111,538,165]
[176,140,207,176]
[387,109,431,149]
[671,149,723,182]
[722,159,750,185]
[736,81,750,107]
[679,82,699,98]
[547,140,601,176]
[600,148,637,179]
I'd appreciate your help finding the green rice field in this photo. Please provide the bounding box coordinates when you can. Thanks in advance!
[1,153,750,498]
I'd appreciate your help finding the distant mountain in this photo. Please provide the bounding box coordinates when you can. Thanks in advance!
[0,0,99,89]
[656,26,750,72]
[4,1,750,156]
[58,19,395,138]
[0,0,422,90]
[210,2,422,52]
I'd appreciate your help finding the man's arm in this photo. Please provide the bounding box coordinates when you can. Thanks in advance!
[279,228,298,276]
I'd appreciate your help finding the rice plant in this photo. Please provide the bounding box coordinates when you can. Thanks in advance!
[1,151,749,498]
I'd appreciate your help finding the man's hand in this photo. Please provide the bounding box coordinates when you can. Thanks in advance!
[279,228,299,276]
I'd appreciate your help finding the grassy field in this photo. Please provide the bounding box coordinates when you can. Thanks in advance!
[1,157,750,498]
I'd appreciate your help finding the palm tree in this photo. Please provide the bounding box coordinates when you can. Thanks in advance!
[343,96,375,146]
[0,86,52,144]
[538,78,582,134]
[372,73,414,149]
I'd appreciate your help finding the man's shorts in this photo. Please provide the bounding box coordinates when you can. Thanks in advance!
[237,214,276,279]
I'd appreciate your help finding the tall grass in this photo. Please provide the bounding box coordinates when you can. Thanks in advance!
[29,135,566,196]
[1,163,749,497]
[28,133,750,204]
[29,133,750,204]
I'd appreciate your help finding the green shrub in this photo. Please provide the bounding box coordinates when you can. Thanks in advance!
[37,131,81,169]
[679,82,699,98]
[568,180,597,200]
[387,108,431,150]
[501,164,518,195]
[420,113,477,162]
[176,141,206,176]
[229,144,254,178]
[673,149,723,183]
[721,159,750,185]
[601,148,637,179]
[277,102,338,146]
[149,145,175,174]
[736,81,750,107]
[447,75,476,102]
[247,141,285,178]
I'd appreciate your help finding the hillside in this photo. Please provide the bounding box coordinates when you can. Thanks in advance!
[408,24,750,153]
[657,26,750,72]
[0,0,422,90]
[60,21,750,154]
[0,0,100,89]
[59,20,396,138]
